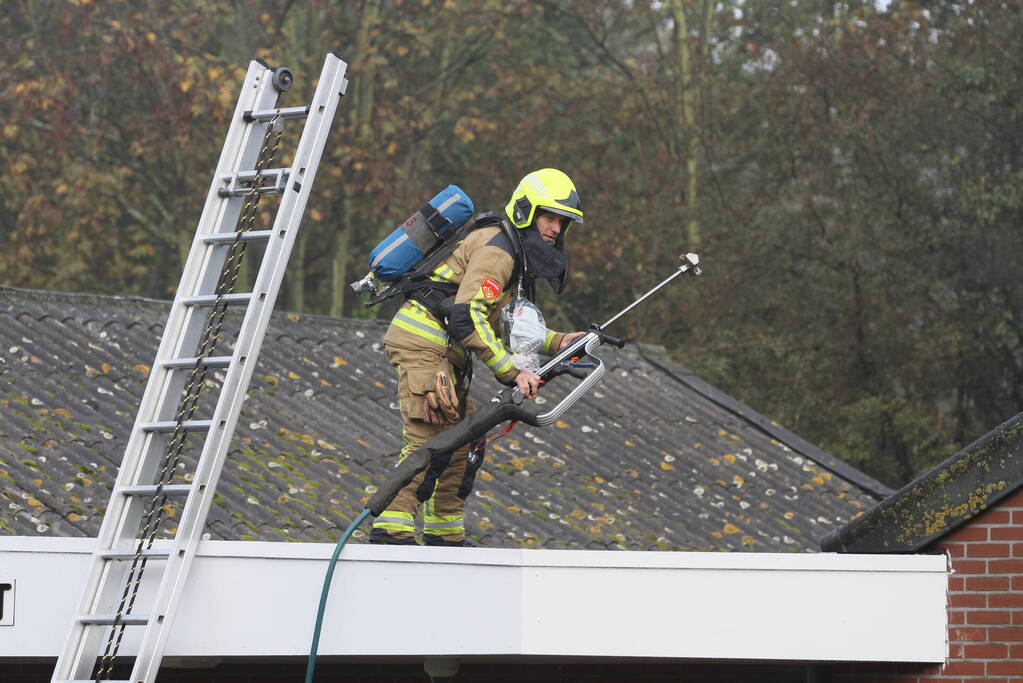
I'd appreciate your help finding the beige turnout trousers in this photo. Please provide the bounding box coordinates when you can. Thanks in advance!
[371,338,477,544]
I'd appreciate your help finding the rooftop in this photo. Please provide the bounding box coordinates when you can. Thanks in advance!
[0,286,890,551]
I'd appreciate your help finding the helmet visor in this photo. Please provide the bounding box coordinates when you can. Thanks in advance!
[537,205,584,224]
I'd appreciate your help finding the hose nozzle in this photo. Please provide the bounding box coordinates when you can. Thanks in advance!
[681,253,702,276]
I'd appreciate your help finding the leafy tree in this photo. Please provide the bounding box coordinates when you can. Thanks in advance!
[4,0,1023,487]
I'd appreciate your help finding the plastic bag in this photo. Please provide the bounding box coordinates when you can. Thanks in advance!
[501,298,547,372]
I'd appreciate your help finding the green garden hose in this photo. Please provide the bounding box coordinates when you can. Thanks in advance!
[305,507,371,683]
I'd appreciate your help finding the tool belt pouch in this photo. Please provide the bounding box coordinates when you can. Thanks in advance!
[408,360,461,424]
[501,298,547,372]
[405,366,441,424]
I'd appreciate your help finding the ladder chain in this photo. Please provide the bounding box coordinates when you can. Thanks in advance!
[91,116,285,682]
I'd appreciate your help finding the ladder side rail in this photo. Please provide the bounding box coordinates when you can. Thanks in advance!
[109,58,281,541]
[150,59,284,425]
[129,53,350,683]
[51,60,280,683]
[98,60,280,558]
[164,59,289,400]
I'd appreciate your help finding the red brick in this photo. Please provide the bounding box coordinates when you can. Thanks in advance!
[1010,643,1023,657]
[967,542,1012,558]
[988,660,1023,675]
[945,526,990,542]
[1013,542,1023,557]
[990,593,1023,608]
[964,643,1008,658]
[949,610,966,624]
[968,678,1007,683]
[1013,575,1023,590]
[950,627,987,642]
[988,627,1023,641]
[942,660,986,675]
[1014,509,1023,524]
[950,576,966,591]
[966,576,1010,591]
[998,490,1023,508]
[988,559,1023,573]
[1013,611,1023,625]
[948,642,964,658]
[977,509,1012,525]
[950,593,987,608]
[992,527,1023,541]
[954,559,989,574]
[945,542,967,558]
[967,610,1012,624]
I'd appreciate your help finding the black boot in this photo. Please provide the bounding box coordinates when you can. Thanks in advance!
[369,528,419,545]
[423,535,476,547]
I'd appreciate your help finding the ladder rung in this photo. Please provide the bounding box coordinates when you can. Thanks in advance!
[230,168,290,184]
[141,420,213,433]
[162,355,233,369]
[120,484,191,497]
[217,168,290,199]
[244,105,310,122]
[98,549,172,561]
[202,230,273,245]
[181,293,252,307]
[79,614,149,626]
[218,185,285,198]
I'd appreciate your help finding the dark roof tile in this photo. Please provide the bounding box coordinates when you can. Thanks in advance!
[1,286,888,551]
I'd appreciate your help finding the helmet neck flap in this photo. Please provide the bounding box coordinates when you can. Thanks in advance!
[517,224,568,295]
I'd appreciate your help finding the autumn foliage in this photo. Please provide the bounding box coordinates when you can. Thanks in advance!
[3,0,1023,487]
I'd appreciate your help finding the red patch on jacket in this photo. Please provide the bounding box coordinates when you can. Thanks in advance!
[480,277,502,301]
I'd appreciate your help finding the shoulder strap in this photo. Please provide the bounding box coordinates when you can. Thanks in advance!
[495,214,532,301]
[368,212,491,307]
[471,212,530,300]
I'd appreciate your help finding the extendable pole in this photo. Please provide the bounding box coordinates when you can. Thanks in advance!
[599,253,701,331]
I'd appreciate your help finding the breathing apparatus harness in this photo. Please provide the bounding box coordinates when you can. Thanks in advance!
[403,211,526,322]
[305,252,703,683]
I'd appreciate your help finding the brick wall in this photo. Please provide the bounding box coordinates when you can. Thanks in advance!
[831,489,1023,682]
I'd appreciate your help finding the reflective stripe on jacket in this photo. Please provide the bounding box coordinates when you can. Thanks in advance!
[384,225,517,382]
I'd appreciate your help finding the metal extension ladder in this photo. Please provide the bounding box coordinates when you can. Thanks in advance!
[51,53,349,683]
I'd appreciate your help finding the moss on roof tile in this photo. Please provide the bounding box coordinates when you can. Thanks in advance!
[4,286,885,549]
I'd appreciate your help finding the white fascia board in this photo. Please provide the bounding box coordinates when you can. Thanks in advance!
[0,537,947,663]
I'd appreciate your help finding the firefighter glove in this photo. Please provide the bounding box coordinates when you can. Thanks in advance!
[423,365,460,424]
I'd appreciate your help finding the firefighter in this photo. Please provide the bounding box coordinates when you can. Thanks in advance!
[370,168,586,546]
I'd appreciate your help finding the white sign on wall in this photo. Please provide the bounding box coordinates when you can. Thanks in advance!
[0,581,14,626]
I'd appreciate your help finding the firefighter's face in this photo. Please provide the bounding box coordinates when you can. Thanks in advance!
[535,212,564,245]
